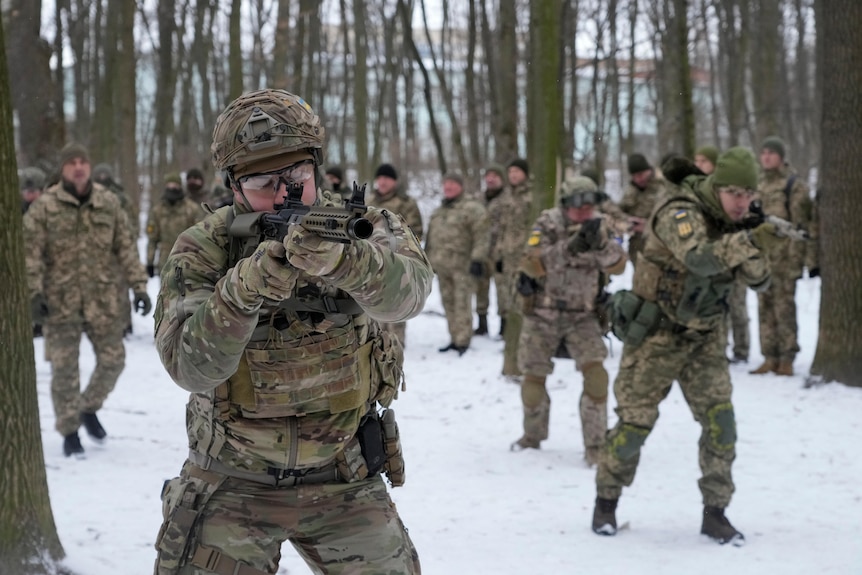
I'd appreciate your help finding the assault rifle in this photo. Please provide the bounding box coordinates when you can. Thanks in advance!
[230,181,374,243]
[742,200,809,241]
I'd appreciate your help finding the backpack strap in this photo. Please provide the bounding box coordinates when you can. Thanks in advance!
[783,175,797,219]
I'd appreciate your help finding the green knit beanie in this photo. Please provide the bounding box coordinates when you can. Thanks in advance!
[712,147,758,190]
[695,145,719,165]
[59,142,90,168]
[165,173,183,186]
[627,153,651,175]
[760,136,786,159]
[484,163,506,179]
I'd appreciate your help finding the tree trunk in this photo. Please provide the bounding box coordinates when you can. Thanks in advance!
[228,0,243,101]
[273,0,291,87]
[809,0,862,387]
[497,0,518,161]
[155,0,178,176]
[751,0,781,141]
[0,14,66,574]
[117,0,139,222]
[352,0,370,180]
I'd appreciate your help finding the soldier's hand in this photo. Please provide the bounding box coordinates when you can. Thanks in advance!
[284,225,347,277]
[469,260,485,278]
[495,260,503,273]
[516,273,538,296]
[146,264,156,278]
[231,241,299,305]
[568,218,604,254]
[134,291,153,316]
[30,293,49,324]
[808,267,820,279]
[749,222,782,252]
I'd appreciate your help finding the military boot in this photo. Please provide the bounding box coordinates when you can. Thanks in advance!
[498,317,507,337]
[774,359,794,376]
[592,497,618,535]
[63,432,85,457]
[701,506,745,546]
[80,411,107,440]
[474,314,488,336]
[749,357,778,375]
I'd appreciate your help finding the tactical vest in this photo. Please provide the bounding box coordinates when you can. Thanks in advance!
[631,180,735,332]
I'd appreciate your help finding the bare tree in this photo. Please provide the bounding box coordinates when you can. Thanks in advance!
[228,0,243,100]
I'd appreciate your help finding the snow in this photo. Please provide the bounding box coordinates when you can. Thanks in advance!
[34,260,862,575]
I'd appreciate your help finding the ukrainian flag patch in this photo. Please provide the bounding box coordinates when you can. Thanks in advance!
[675,210,693,238]
[527,229,541,246]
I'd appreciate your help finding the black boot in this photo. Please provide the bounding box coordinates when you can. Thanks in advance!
[592,497,618,535]
[499,318,507,337]
[701,506,745,546]
[438,342,455,353]
[454,345,468,356]
[80,411,107,440]
[474,314,488,335]
[63,432,85,457]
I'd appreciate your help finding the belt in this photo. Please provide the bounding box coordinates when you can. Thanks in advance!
[188,450,340,487]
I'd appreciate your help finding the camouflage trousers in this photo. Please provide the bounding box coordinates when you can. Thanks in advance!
[45,320,126,436]
[727,279,750,359]
[437,267,475,348]
[154,462,420,575]
[475,267,510,318]
[379,321,407,348]
[596,326,737,508]
[756,274,800,362]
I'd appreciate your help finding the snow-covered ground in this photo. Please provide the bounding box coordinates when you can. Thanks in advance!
[36,257,862,574]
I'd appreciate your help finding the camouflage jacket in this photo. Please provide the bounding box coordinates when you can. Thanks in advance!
[424,193,490,274]
[619,176,667,221]
[103,180,140,239]
[367,184,424,242]
[146,197,201,271]
[23,181,147,325]
[483,185,509,265]
[758,164,815,278]
[154,194,432,474]
[493,179,533,272]
[632,176,770,331]
[522,208,626,313]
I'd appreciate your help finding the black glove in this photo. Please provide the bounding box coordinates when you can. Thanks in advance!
[146,264,156,278]
[469,260,485,278]
[516,273,538,296]
[134,291,152,316]
[568,218,604,254]
[495,260,503,273]
[31,293,49,324]
[808,267,820,278]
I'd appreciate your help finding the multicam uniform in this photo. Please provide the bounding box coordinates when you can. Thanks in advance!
[619,176,666,266]
[23,181,148,436]
[596,175,770,509]
[516,206,625,456]
[153,194,432,575]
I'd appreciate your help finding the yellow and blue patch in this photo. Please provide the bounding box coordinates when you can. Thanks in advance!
[674,210,693,238]
[527,229,541,246]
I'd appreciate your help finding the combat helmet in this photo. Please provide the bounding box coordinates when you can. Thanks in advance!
[559,175,600,208]
[20,166,47,190]
[211,89,325,185]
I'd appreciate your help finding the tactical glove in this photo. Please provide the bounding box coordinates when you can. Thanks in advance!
[495,260,504,273]
[808,267,820,279]
[469,260,485,278]
[146,264,156,278]
[31,293,49,324]
[516,273,538,296]
[568,218,604,255]
[232,241,299,304]
[284,225,347,277]
[134,292,153,316]
[749,222,782,252]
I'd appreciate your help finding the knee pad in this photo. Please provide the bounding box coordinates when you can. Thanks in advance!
[582,362,609,402]
[608,422,650,461]
[521,374,547,408]
[706,402,736,451]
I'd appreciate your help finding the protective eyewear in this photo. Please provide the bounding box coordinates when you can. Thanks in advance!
[238,161,314,191]
[561,191,600,208]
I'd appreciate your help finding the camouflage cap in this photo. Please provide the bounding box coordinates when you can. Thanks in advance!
[20,166,47,190]
[211,89,325,176]
[712,147,759,190]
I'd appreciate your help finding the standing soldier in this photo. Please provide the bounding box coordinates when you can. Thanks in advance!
[152,88,430,574]
[476,163,508,336]
[592,148,779,545]
[498,158,534,376]
[750,136,816,376]
[512,177,625,464]
[324,165,351,202]
[20,166,46,213]
[425,172,489,355]
[145,173,200,278]
[367,162,424,346]
[23,142,151,457]
[619,153,667,267]
[184,167,210,218]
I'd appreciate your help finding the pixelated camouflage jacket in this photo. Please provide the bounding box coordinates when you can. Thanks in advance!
[424,193,490,274]
[367,183,424,242]
[146,195,201,270]
[493,179,533,270]
[632,176,770,331]
[154,193,432,473]
[522,208,625,312]
[24,181,147,327]
[758,164,815,278]
[619,176,667,221]
[483,184,510,266]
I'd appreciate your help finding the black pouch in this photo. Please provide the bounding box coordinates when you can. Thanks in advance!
[357,416,386,476]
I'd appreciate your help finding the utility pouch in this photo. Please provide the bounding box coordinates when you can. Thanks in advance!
[380,408,406,487]
[154,465,225,575]
[369,329,405,407]
[610,290,662,347]
[357,415,386,476]
[676,274,711,324]
[335,435,369,483]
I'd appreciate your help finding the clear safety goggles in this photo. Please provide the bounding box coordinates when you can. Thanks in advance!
[238,160,315,191]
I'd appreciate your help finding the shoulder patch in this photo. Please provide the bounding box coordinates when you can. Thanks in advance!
[527,229,541,246]
[675,210,693,238]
